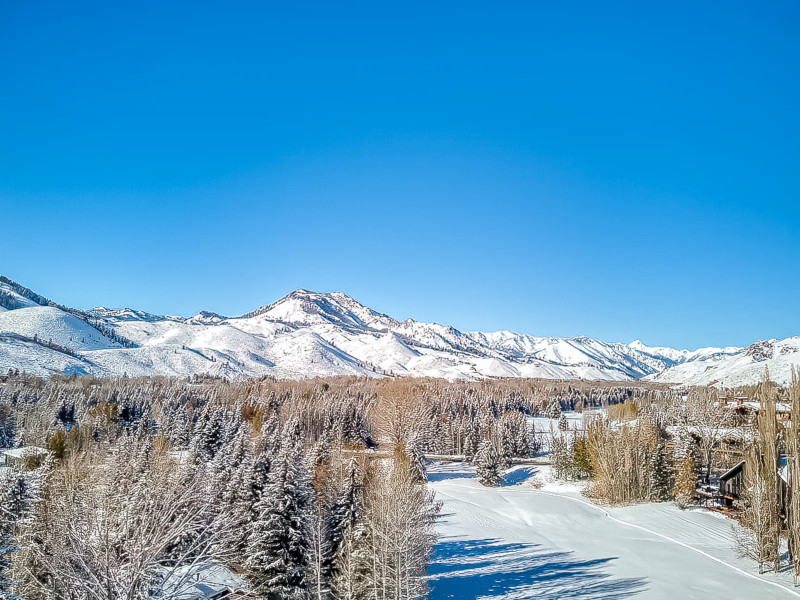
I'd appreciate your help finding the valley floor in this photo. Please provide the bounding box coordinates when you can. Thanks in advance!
[427,462,800,600]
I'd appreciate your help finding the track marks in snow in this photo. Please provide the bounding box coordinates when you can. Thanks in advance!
[536,491,800,599]
[429,463,799,599]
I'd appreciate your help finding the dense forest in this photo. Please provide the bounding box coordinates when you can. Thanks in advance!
[0,374,672,599]
[4,371,797,597]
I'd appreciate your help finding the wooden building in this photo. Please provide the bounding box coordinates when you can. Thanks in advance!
[718,460,745,506]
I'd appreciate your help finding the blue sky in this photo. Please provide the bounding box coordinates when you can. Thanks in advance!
[1,1,798,349]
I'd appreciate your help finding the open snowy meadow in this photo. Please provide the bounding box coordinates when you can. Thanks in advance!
[427,462,800,600]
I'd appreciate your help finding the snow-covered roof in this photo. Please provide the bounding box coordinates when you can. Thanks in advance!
[156,562,246,600]
[168,449,191,464]
[0,446,47,458]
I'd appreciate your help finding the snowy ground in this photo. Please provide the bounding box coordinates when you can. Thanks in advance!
[427,462,800,599]
[530,410,600,452]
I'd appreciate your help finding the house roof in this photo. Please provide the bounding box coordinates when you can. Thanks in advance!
[0,446,47,459]
[156,562,247,600]
[720,460,745,482]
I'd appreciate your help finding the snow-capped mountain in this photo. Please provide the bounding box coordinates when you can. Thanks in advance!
[0,275,797,386]
[645,337,800,387]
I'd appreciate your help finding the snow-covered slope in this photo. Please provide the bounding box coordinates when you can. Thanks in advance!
[0,307,121,351]
[0,275,796,385]
[647,337,800,387]
[428,462,800,599]
[0,276,57,311]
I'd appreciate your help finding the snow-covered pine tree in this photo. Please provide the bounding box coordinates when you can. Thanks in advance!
[496,426,513,470]
[648,441,673,502]
[170,406,191,450]
[558,413,568,431]
[190,407,225,463]
[0,408,16,450]
[527,424,542,457]
[462,419,480,462]
[545,399,562,420]
[0,469,28,597]
[330,459,369,600]
[306,438,338,600]
[510,414,531,458]
[550,434,572,480]
[245,439,312,599]
[404,435,428,483]
[228,450,270,564]
[475,439,503,487]
[212,422,257,559]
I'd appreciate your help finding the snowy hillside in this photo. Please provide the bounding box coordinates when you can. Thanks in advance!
[0,275,797,385]
[0,307,122,351]
[647,337,800,387]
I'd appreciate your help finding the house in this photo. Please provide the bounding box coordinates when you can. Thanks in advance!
[718,460,745,505]
[723,396,792,426]
[0,446,47,468]
[718,457,792,510]
[155,562,248,600]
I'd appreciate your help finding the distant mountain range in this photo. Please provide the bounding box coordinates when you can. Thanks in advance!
[0,275,797,386]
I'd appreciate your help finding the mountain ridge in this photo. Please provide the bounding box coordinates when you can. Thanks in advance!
[0,276,796,386]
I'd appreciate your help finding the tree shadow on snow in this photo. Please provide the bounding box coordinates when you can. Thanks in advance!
[428,538,647,599]
[502,467,536,486]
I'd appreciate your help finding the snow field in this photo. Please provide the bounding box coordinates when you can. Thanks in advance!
[427,462,800,599]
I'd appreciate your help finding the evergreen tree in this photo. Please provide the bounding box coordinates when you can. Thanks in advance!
[330,459,368,600]
[527,425,542,457]
[462,421,480,462]
[0,408,15,449]
[545,399,562,420]
[1,459,46,598]
[404,436,428,483]
[570,434,592,479]
[514,419,531,458]
[475,439,503,487]
[648,442,673,501]
[245,441,312,599]
[496,423,513,469]
[558,413,569,431]
[0,470,24,597]
[550,434,572,480]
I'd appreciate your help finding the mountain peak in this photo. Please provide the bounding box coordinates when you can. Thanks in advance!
[189,310,228,324]
[239,289,398,331]
[1,274,797,386]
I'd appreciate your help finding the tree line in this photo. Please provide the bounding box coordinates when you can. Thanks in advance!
[0,373,684,598]
[0,375,441,600]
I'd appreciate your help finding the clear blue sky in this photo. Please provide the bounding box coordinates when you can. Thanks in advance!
[2,1,798,349]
